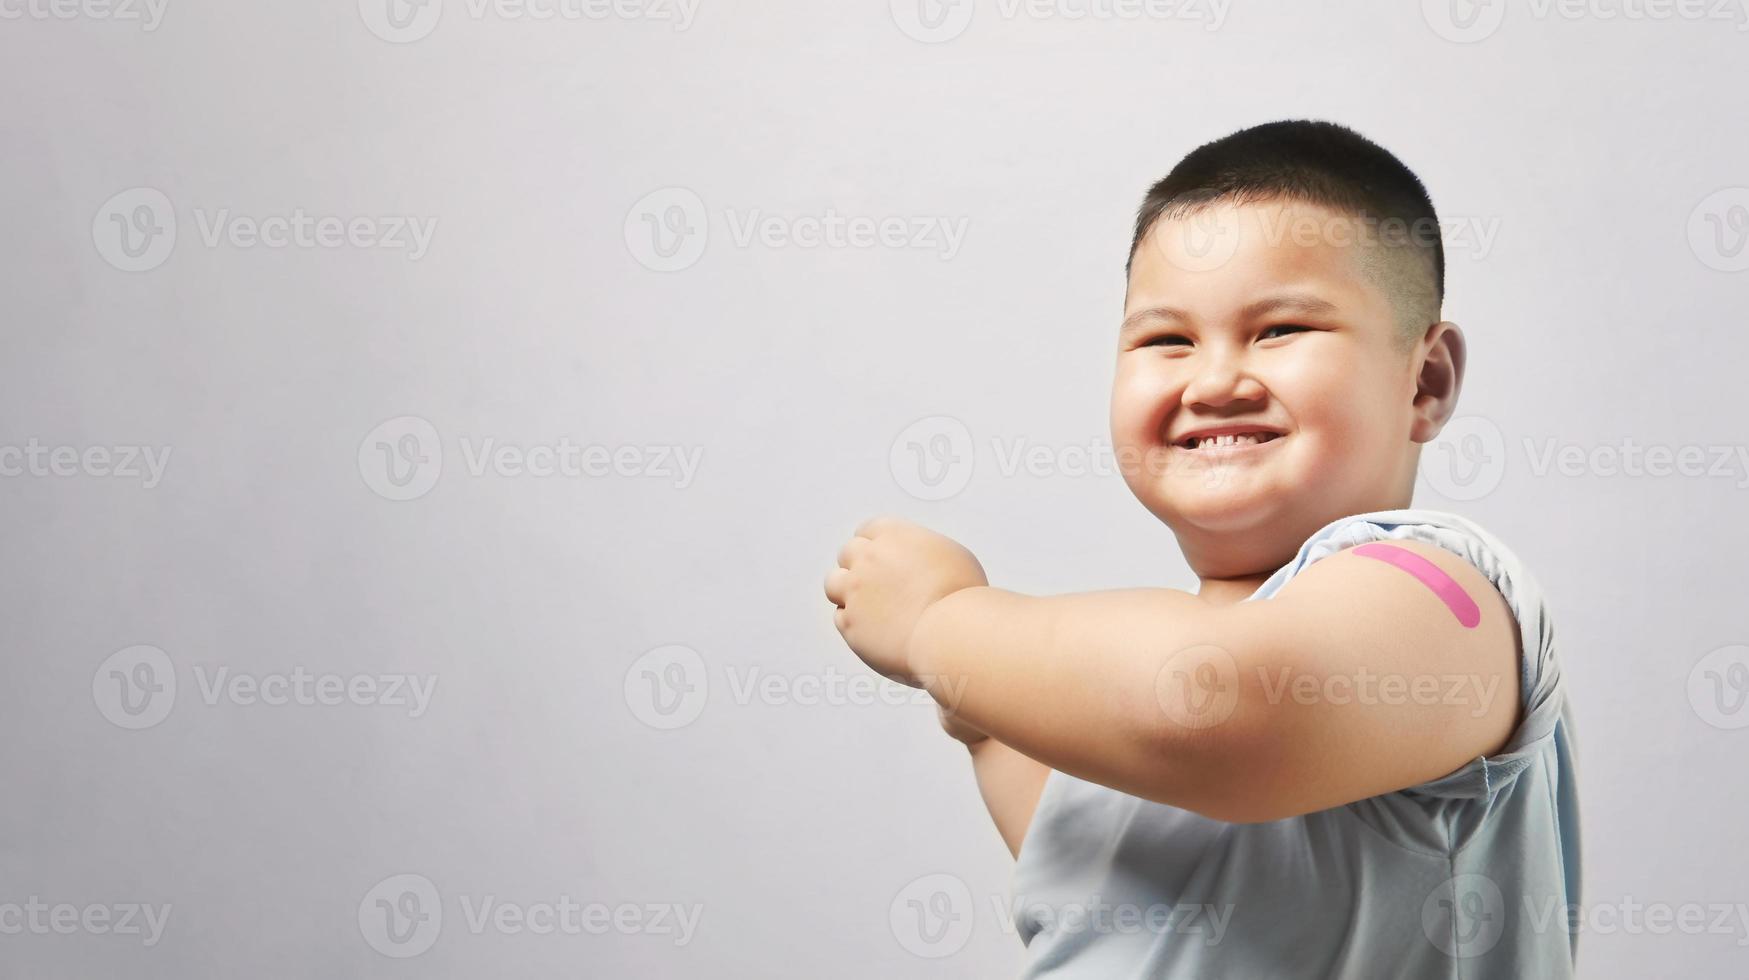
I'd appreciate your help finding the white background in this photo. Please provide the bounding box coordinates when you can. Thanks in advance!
[3,0,1747,976]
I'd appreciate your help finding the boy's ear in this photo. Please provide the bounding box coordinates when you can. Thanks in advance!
[1409,320,1467,444]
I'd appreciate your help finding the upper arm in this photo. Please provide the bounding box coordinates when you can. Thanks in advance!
[1165,539,1522,824]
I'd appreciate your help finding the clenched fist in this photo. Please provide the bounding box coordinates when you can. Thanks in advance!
[824,516,988,688]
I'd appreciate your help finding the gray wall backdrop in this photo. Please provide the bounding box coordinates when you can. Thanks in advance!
[3,1,1747,976]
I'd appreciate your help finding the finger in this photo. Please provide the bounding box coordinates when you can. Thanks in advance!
[836,536,866,568]
[824,567,850,607]
[854,514,898,538]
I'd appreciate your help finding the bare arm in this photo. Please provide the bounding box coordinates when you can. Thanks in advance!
[910,539,1520,824]
[940,705,1051,859]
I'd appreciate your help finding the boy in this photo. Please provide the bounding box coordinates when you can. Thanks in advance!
[824,120,1581,977]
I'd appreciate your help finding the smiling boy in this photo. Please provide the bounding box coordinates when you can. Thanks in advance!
[825,120,1581,977]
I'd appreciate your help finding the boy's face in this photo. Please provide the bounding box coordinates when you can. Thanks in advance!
[1113,198,1425,547]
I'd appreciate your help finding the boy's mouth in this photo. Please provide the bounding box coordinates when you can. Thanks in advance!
[1172,426,1286,451]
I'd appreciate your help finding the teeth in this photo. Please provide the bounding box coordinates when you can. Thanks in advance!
[1186,432,1277,449]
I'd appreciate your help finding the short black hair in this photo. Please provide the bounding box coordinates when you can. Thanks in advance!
[1125,120,1443,349]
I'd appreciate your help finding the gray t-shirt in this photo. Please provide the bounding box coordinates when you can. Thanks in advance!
[1011,508,1582,978]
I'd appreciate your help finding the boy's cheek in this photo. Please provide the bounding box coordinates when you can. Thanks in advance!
[1110,380,1178,445]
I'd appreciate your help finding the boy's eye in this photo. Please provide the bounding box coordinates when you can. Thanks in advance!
[1141,325,1313,349]
[1260,324,1312,340]
[1141,334,1191,348]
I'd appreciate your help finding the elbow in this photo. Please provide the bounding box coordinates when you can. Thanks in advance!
[1141,628,1322,824]
[1144,678,1303,825]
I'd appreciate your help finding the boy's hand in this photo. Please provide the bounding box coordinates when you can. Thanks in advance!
[824,516,987,688]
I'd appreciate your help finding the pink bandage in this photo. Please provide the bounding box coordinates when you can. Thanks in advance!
[1351,542,1481,629]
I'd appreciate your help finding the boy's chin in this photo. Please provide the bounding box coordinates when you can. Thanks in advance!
[1153,488,1286,535]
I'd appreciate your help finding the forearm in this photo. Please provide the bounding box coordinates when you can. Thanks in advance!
[911,586,1242,813]
[966,737,1051,859]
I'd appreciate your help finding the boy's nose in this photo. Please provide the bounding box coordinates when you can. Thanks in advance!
[1181,353,1266,408]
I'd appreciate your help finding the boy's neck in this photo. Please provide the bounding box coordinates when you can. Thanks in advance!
[1195,573,1274,607]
